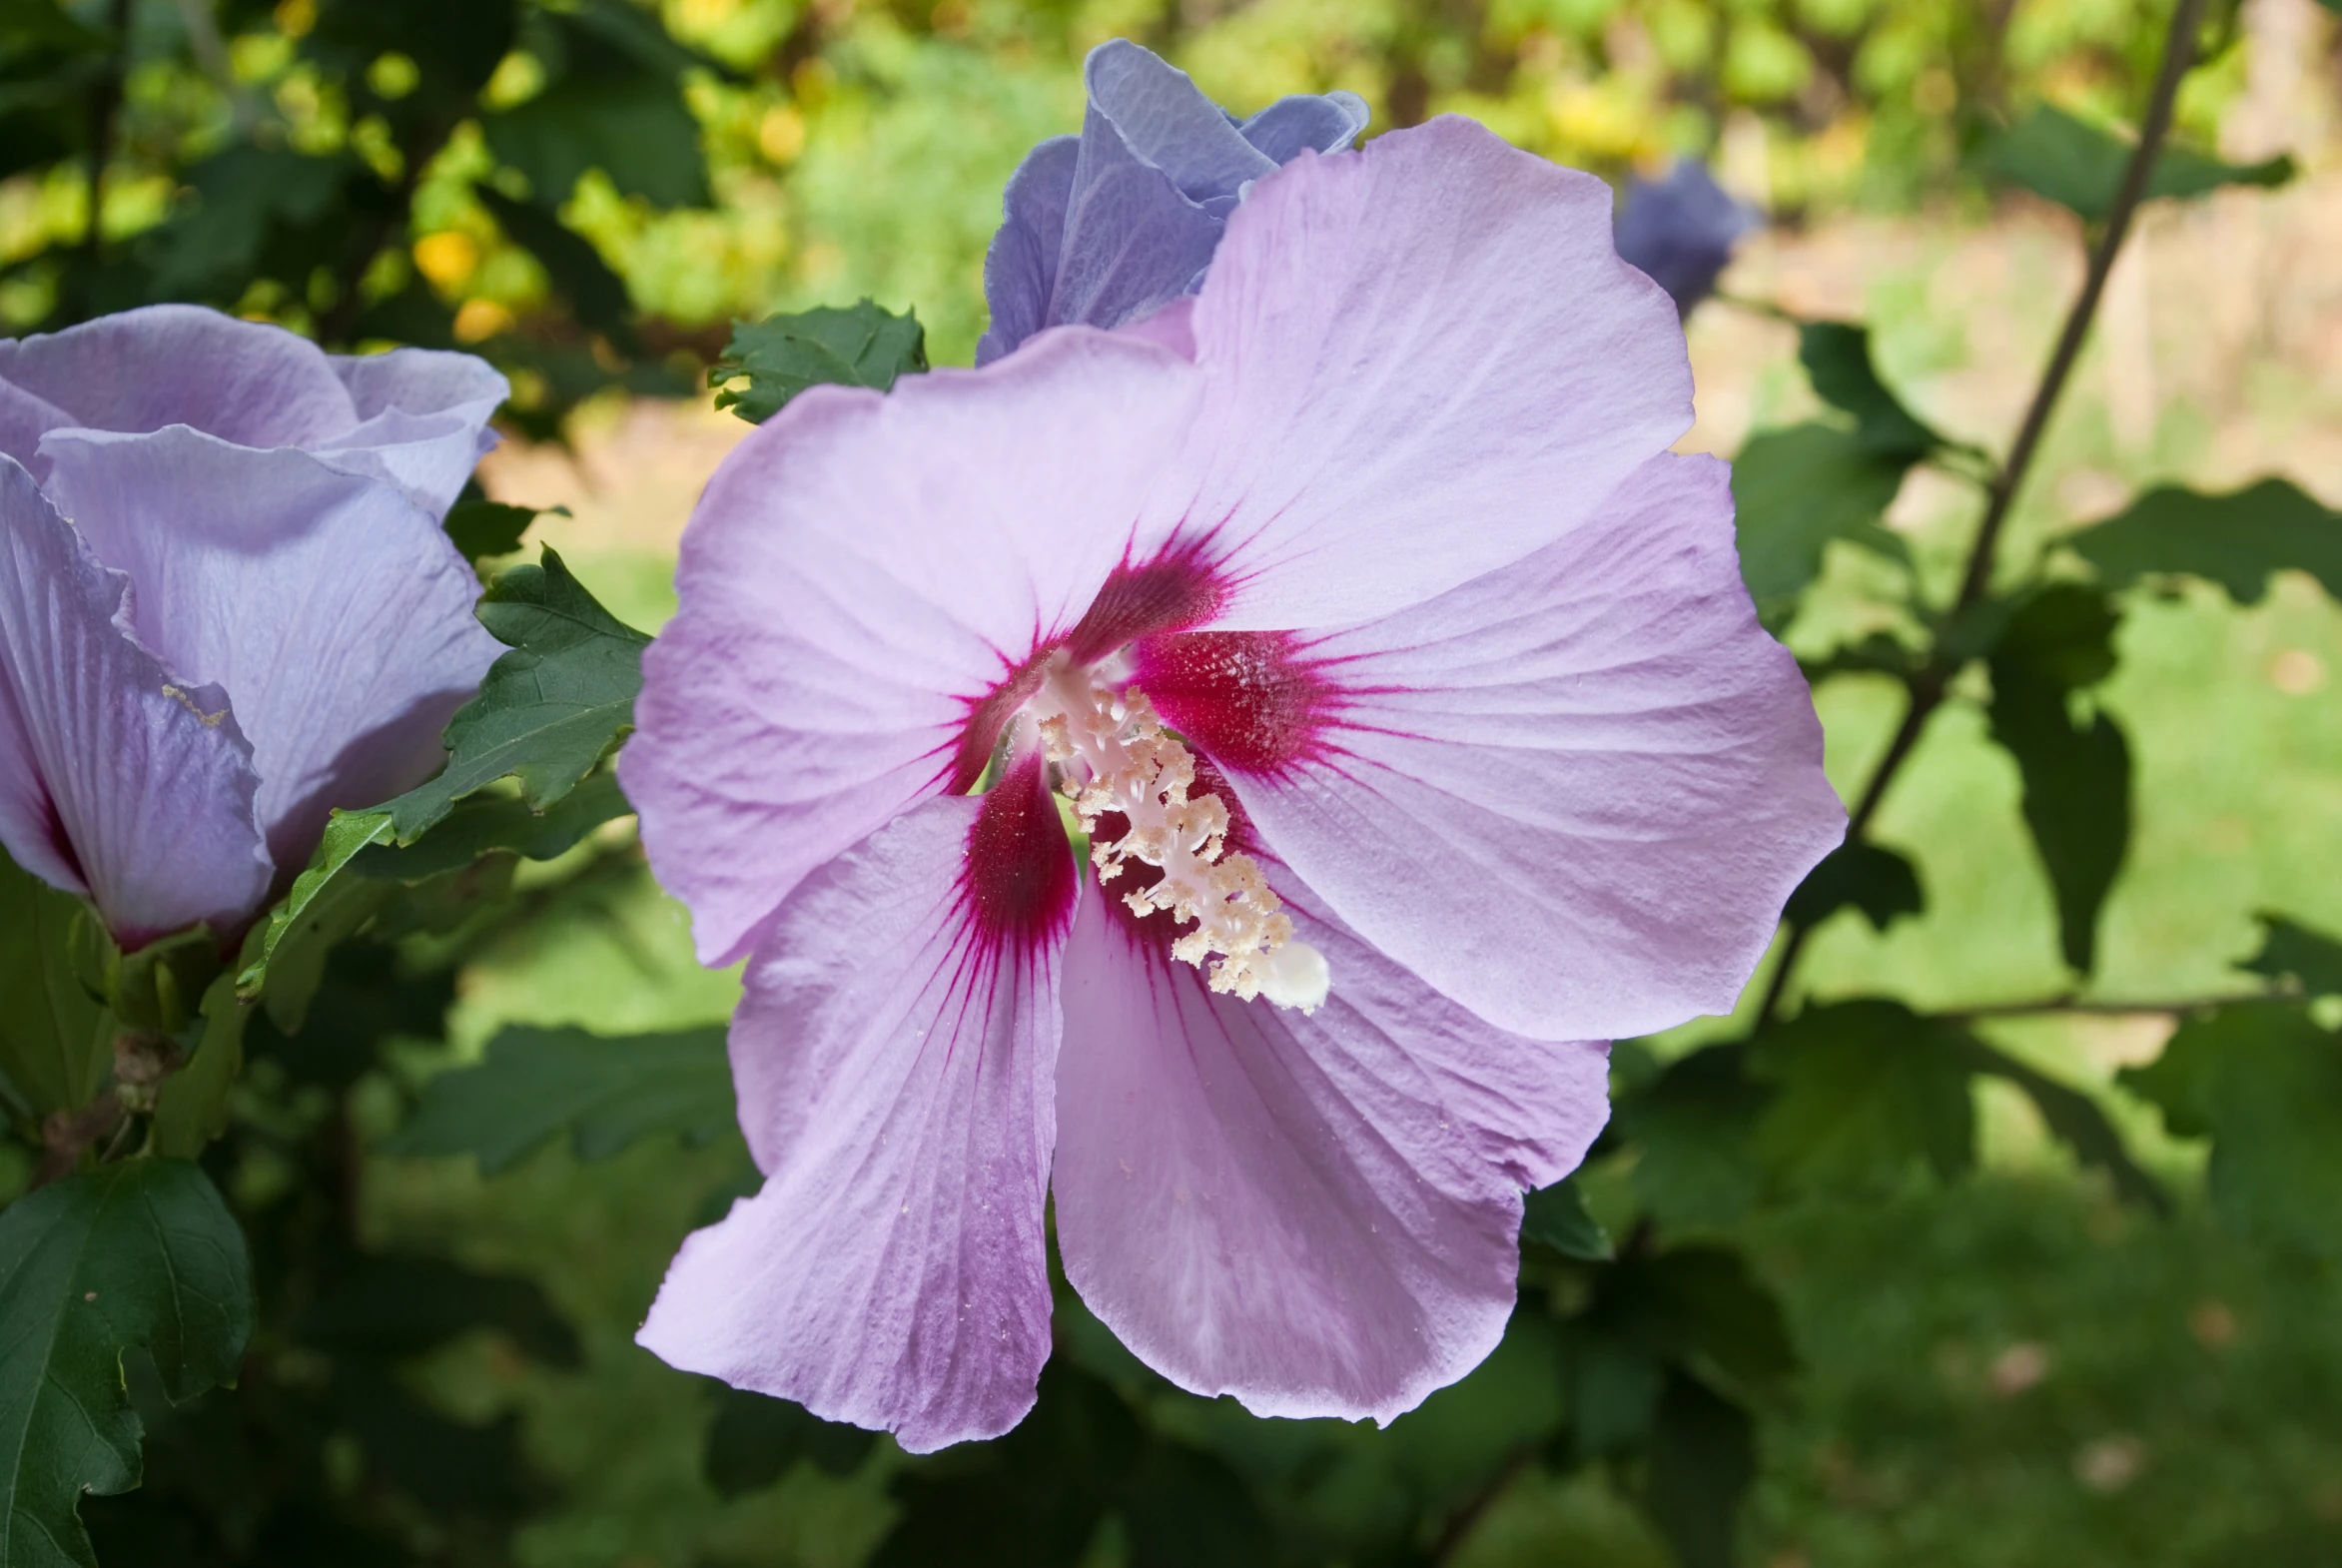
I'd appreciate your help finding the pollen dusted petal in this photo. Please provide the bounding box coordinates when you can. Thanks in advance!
[0,458,270,944]
[1211,453,1846,1042]
[638,780,1074,1452]
[1052,861,1607,1421]
[1147,115,1692,630]
[621,327,1199,968]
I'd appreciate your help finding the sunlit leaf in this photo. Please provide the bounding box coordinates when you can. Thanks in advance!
[1798,321,1943,457]
[711,299,929,423]
[0,1160,253,1568]
[1985,104,2295,223]
[2068,478,2342,605]
[1952,1037,2165,1211]
[1521,1174,1612,1261]
[1731,422,1914,621]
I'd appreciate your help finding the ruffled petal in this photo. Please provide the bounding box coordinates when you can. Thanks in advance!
[1153,453,1843,1042]
[322,348,510,517]
[620,327,1197,967]
[638,767,1075,1452]
[1147,115,1692,630]
[1084,40,1277,215]
[0,459,270,943]
[1053,859,1607,1422]
[38,426,499,871]
[0,306,356,478]
[1234,91,1369,165]
[976,135,1080,368]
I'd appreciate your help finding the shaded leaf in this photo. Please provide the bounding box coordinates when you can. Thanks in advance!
[1522,1175,1612,1261]
[704,1386,877,1497]
[354,771,630,883]
[2069,478,2342,605]
[1986,586,2131,975]
[151,975,250,1159]
[475,186,635,345]
[385,548,651,843]
[1730,422,1914,620]
[1752,1000,1976,1188]
[146,147,359,296]
[0,850,110,1120]
[2121,1003,2342,1256]
[233,810,394,1025]
[1617,1046,1768,1227]
[1609,1246,1798,1400]
[1798,322,1942,457]
[304,1254,578,1367]
[2240,911,2342,998]
[712,299,929,423]
[1985,104,2295,223]
[1782,841,1923,933]
[482,11,708,208]
[443,496,565,565]
[0,1160,253,1568]
[388,1025,733,1175]
[1643,1370,1756,1568]
[1952,1037,2166,1211]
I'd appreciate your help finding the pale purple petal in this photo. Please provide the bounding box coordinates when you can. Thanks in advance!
[1145,115,1692,630]
[1084,41,1278,216]
[1235,91,1369,165]
[0,306,356,479]
[1149,453,1843,1042]
[620,328,1198,967]
[38,426,499,871]
[1053,861,1608,1421]
[0,458,270,943]
[975,136,1079,368]
[638,768,1074,1452]
[323,348,509,517]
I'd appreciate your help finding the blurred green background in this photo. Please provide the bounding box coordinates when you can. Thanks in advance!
[11,0,2341,1563]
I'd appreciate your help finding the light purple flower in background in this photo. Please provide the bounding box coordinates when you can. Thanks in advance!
[625,113,1843,1452]
[975,39,1368,366]
[1612,161,1762,316]
[0,305,504,947]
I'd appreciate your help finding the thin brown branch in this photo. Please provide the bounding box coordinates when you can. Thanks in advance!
[1949,984,2298,1021]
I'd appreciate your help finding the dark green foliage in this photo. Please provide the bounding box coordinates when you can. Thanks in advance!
[1984,104,2295,222]
[0,0,110,181]
[0,1160,253,1568]
[474,186,637,345]
[2068,478,2342,604]
[1522,1176,1613,1261]
[1618,1046,1768,1227]
[1752,1001,1977,1189]
[1644,1370,1756,1568]
[0,851,110,1123]
[1782,841,1924,933]
[2240,912,2342,998]
[1953,1039,2166,1212]
[1730,423,1914,620]
[703,1386,879,1496]
[1797,323,1943,458]
[484,1,716,209]
[1985,585,2132,974]
[2122,1004,2342,1257]
[386,549,652,842]
[389,1025,734,1175]
[443,494,555,564]
[711,299,931,422]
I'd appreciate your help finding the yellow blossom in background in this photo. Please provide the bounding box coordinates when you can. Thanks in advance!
[452,298,513,343]
[412,232,480,290]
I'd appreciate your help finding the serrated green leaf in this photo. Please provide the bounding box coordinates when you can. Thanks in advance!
[235,809,393,1024]
[1985,104,2295,223]
[1798,322,1943,458]
[1617,1045,1768,1227]
[387,1025,733,1175]
[1752,1000,1976,1188]
[1731,422,1915,620]
[2068,478,2342,605]
[1783,840,1923,933]
[712,299,929,423]
[2121,1003,2342,1256]
[444,495,565,565]
[0,851,111,1120]
[0,1159,253,1568]
[2240,912,2342,998]
[385,548,651,843]
[1521,1175,1612,1261]
[1986,586,2131,975]
[1952,1037,2165,1211]
[355,771,630,883]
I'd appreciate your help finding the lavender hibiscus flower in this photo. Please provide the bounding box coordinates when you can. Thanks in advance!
[976,38,1368,365]
[1612,160,1762,316]
[0,305,503,948]
[625,111,1843,1450]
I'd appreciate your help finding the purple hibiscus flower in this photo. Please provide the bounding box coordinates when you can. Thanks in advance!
[1612,160,1762,316]
[622,116,1843,1451]
[0,305,504,948]
[976,38,1368,365]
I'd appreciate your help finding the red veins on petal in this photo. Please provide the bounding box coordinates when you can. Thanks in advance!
[959,751,1078,958]
[1134,630,1338,777]
[1066,542,1226,666]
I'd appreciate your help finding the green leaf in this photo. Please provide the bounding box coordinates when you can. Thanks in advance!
[151,974,250,1159]
[1617,1045,1768,1227]
[1986,586,2131,975]
[1984,104,2295,224]
[1798,322,1942,458]
[1782,841,1923,933]
[2239,912,2342,998]
[1751,1000,1976,1188]
[387,1025,733,1175]
[1597,1244,1797,1399]
[0,851,111,1120]
[0,1159,253,1568]
[355,771,631,883]
[384,548,651,843]
[1952,1038,2165,1211]
[2121,1003,2342,1256]
[303,1253,579,1367]
[482,11,709,208]
[475,185,635,345]
[1730,422,1914,620]
[1643,1370,1756,1568]
[234,809,394,1024]
[1520,1175,1612,1261]
[444,495,565,565]
[2068,478,2342,605]
[711,299,929,423]
[704,1386,877,1497]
